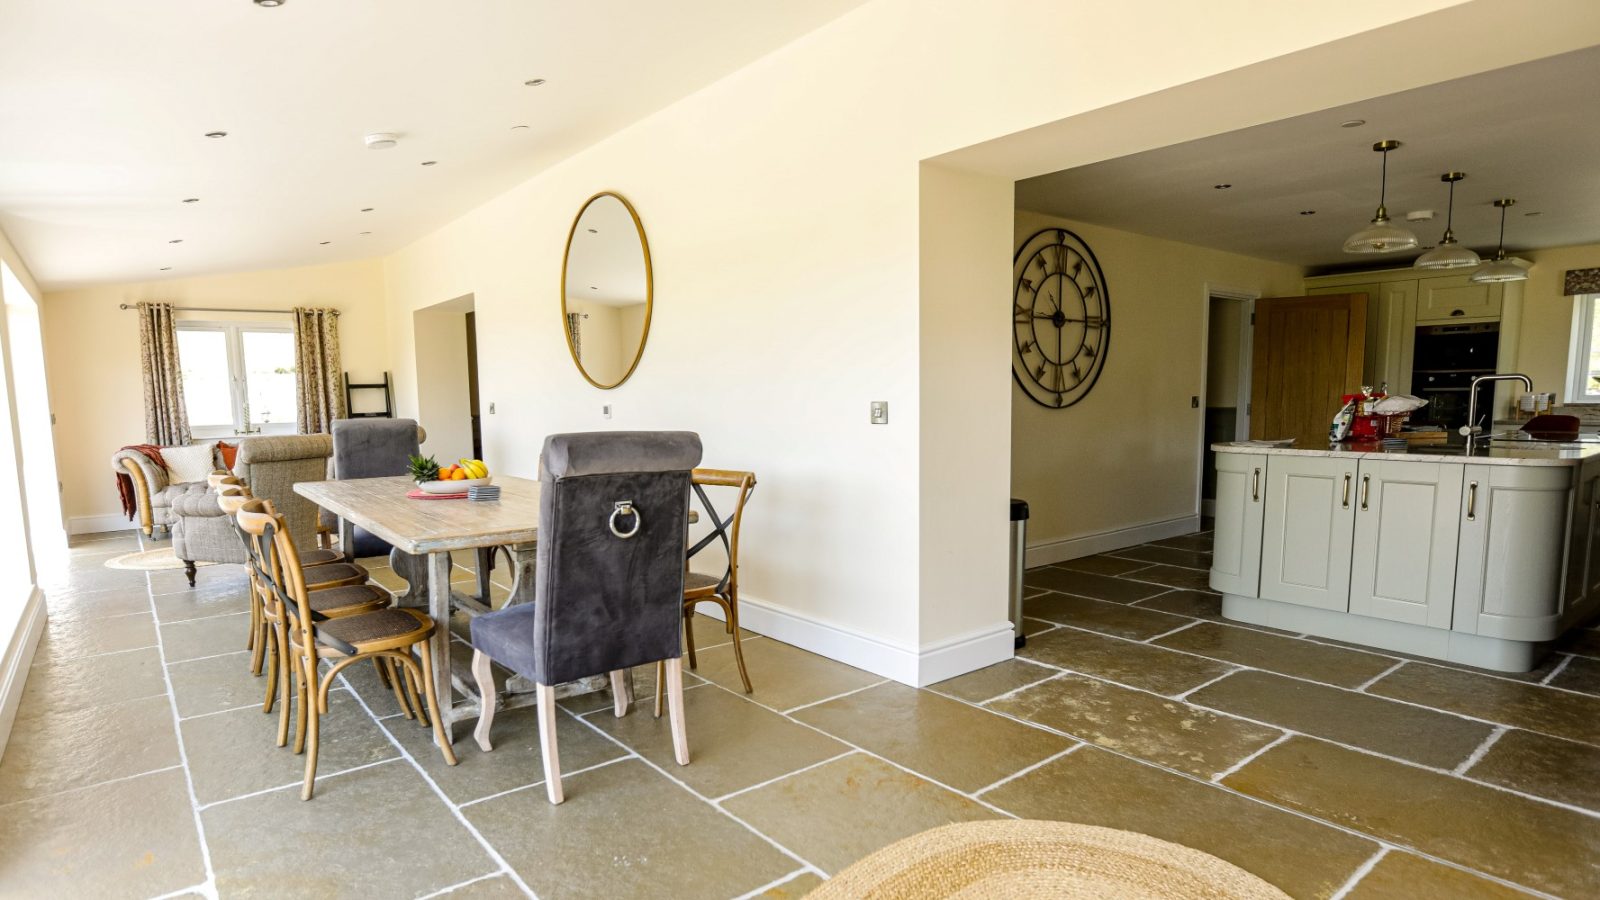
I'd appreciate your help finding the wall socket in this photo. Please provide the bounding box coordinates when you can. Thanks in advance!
[602,404,613,419]
[870,401,889,424]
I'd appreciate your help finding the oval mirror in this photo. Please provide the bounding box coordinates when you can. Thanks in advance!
[561,191,653,389]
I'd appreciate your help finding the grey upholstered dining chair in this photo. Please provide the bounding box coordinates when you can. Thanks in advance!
[470,431,703,804]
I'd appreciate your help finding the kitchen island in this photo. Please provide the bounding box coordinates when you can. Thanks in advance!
[1210,438,1600,672]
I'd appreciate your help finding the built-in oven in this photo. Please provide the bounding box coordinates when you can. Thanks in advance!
[1411,322,1499,432]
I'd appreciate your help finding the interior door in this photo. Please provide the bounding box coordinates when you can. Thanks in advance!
[1250,294,1367,448]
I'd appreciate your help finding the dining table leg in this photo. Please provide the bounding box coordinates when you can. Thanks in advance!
[427,549,456,746]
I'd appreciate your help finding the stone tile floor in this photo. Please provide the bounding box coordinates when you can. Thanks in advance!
[3,528,1598,897]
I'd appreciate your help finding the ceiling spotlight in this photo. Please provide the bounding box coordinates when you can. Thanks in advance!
[182,198,199,203]
[320,241,331,245]
[1525,211,1543,217]
[169,239,183,244]
[1340,119,1367,128]
[364,132,398,150]
[1213,184,1232,190]
[587,228,598,233]
[1299,210,1316,216]
[589,285,598,290]
[360,231,372,235]
[361,207,374,212]
[159,267,172,271]
[254,0,285,6]
[420,160,437,166]
[1343,139,1418,254]
[511,125,530,130]
[524,78,547,86]
[204,131,228,139]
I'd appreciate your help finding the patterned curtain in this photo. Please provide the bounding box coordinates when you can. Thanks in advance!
[136,301,191,446]
[1564,268,1600,296]
[292,307,345,434]
[567,312,583,361]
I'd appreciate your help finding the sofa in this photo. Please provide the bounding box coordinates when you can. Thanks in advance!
[112,444,229,537]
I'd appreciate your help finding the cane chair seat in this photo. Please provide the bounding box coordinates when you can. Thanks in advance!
[301,561,368,589]
[312,607,435,653]
[298,547,347,567]
[305,583,390,617]
[683,571,722,597]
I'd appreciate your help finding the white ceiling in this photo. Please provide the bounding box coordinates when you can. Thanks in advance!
[0,0,869,291]
[1016,46,1600,273]
[565,194,647,307]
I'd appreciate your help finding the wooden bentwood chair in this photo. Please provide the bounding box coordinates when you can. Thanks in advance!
[656,468,757,716]
[236,503,457,800]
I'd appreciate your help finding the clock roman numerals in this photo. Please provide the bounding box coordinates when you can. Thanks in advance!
[1012,228,1109,410]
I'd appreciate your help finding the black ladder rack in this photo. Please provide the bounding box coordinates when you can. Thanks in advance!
[344,372,394,418]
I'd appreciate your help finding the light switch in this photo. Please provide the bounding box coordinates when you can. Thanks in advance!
[871,401,889,425]
[488,402,496,414]
[603,404,613,419]
[1190,396,1199,409]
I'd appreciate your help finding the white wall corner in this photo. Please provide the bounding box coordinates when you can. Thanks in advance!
[1026,514,1200,568]
[692,595,1012,688]
[0,587,47,765]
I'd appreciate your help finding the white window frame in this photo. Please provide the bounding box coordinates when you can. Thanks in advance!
[1566,294,1600,404]
[177,321,299,438]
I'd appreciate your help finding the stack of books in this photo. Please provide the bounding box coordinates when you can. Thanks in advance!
[467,484,502,502]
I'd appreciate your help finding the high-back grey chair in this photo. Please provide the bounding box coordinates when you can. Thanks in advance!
[469,430,702,804]
[331,418,421,561]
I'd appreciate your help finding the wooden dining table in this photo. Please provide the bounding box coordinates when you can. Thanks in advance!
[295,474,568,745]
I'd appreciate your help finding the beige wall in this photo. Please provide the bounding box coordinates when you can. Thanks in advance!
[1512,242,1600,403]
[1011,210,1304,558]
[42,258,390,529]
[375,0,1489,680]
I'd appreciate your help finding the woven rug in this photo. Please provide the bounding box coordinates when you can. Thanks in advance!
[104,548,216,572]
[808,820,1290,899]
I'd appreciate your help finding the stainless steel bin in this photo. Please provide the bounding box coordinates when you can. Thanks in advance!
[1009,498,1029,649]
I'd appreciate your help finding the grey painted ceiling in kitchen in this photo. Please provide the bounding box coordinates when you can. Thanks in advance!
[1015,46,1600,274]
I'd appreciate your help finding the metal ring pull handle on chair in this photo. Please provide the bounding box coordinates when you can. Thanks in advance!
[609,500,641,539]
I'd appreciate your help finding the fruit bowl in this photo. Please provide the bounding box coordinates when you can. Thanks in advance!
[417,476,493,494]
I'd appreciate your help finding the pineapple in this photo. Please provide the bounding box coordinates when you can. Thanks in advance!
[407,453,441,484]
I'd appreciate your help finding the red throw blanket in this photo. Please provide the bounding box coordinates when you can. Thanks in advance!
[115,444,169,520]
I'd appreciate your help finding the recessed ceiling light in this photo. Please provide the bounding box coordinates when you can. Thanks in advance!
[364,132,398,150]
[587,228,598,234]
[320,241,331,245]
[524,78,546,86]
[511,125,530,131]
[1299,210,1316,215]
[361,207,374,212]
[360,231,372,235]
[169,239,183,244]
[589,286,598,290]
[254,0,284,6]
[1340,119,1367,128]
[1213,184,1232,190]
[159,267,172,271]
[1525,211,1543,217]
[204,131,228,139]
[420,160,437,166]
[182,198,199,203]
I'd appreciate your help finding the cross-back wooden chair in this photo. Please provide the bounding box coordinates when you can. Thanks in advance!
[236,502,457,800]
[656,468,757,715]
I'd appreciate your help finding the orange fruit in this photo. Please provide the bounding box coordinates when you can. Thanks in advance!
[452,468,468,480]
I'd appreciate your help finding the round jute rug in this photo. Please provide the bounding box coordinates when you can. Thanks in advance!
[808,820,1290,900]
[104,548,216,572]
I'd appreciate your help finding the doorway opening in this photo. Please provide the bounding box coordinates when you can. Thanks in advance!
[1199,291,1255,517]
[412,294,482,461]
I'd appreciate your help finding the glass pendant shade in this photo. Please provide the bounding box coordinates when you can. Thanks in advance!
[1344,140,1417,254]
[1471,253,1528,284]
[1344,211,1418,253]
[1415,172,1480,270]
[1415,237,1481,270]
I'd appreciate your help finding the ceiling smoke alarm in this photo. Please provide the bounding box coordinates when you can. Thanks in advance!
[364,132,399,150]
[1405,210,1436,222]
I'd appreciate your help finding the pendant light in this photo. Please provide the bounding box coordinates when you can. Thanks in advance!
[1470,198,1528,284]
[1414,172,1481,270]
[1344,139,1418,254]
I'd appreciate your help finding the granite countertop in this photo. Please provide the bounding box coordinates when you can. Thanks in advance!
[1213,436,1600,467]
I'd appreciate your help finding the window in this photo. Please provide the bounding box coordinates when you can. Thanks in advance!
[176,323,299,437]
[1568,294,1600,404]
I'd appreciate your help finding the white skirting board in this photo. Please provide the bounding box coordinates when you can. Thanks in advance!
[0,587,46,765]
[687,593,1014,687]
[1025,514,1200,569]
[68,513,137,536]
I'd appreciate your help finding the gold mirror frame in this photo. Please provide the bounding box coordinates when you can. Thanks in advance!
[560,191,653,389]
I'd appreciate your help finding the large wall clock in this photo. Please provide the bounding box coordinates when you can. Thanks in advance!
[1012,228,1110,408]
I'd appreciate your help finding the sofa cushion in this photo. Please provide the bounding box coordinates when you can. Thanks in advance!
[154,481,211,509]
[165,443,217,484]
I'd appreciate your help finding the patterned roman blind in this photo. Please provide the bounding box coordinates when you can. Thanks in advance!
[1564,267,1600,296]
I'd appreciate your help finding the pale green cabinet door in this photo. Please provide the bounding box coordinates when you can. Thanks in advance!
[1573,457,1600,625]
[1349,459,1462,628]
[1416,274,1502,324]
[1210,452,1266,597]
[1454,464,1573,641]
[1259,455,1357,611]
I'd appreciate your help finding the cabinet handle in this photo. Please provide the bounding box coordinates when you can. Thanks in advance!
[1252,468,1261,502]
[1360,474,1371,511]
[1450,308,1465,317]
[1342,473,1352,509]
[1467,481,1478,521]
